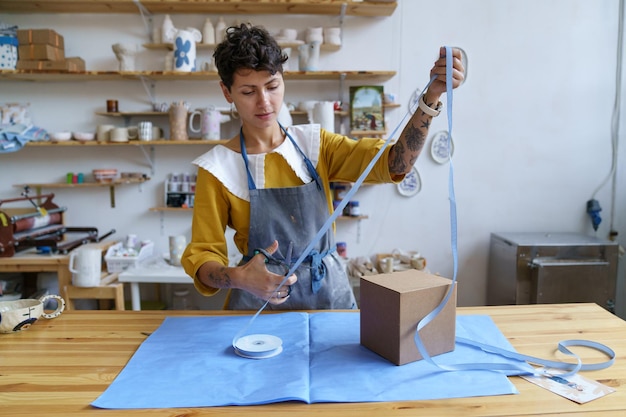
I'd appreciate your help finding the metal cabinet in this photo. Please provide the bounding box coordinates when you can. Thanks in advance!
[487,232,618,312]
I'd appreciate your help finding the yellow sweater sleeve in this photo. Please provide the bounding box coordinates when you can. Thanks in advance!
[181,130,400,296]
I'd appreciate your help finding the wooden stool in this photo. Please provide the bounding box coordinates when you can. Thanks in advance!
[64,272,125,311]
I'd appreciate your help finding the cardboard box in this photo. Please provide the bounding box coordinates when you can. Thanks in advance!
[360,269,456,365]
[16,57,85,72]
[17,29,64,49]
[18,44,65,61]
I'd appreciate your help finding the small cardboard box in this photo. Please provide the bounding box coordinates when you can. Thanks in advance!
[16,57,85,72]
[17,29,65,49]
[18,44,65,61]
[360,269,456,365]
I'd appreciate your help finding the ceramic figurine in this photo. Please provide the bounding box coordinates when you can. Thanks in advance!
[111,43,139,72]
[161,14,175,43]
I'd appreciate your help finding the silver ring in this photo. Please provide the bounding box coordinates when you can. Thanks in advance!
[276,291,281,298]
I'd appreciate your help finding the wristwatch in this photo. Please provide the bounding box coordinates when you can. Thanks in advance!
[418,94,443,117]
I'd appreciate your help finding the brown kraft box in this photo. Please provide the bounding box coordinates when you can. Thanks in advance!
[16,57,85,72]
[360,269,457,365]
[17,29,65,49]
[18,44,65,61]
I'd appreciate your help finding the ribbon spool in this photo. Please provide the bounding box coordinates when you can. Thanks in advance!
[233,334,283,359]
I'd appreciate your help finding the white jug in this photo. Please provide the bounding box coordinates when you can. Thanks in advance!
[298,41,321,71]
[311,101,335,133]
[189,106,221,140]
[69,244,102,287]
[169,27,202,72]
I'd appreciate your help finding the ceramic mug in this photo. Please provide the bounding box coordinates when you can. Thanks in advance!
[152,125,163,140]
[189,106,221,140]
[96,124,115,142]
[109,127,130,142]
[69,244,102,287]
[169,235,187,266]
[0,295,65,334]
[138,121,153,141]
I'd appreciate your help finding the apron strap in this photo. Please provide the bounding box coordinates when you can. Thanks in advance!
[239,128,257,190]
[240,123,322,191]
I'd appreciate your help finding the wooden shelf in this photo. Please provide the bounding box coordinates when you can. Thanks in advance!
[148,208,368,221]
[149,207,193,212]
[144,42,341,52]
[336,215,369,221]
[0,1,397,17]
[13,177,150,208]
[13,178,149,189]
[350,130,386,137]
[0,70,396,83]
[24,139,229,147]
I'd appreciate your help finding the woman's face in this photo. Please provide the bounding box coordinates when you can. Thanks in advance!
[221,69,285,130]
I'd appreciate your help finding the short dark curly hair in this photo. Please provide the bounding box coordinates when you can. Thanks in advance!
[213,24,288,90]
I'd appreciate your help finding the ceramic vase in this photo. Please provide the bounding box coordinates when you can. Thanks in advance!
[298,41,321,71]
[171,27,202,72]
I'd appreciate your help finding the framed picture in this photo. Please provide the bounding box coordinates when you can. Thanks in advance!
[349,85,385,134]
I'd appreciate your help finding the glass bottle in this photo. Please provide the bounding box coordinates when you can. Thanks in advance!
[172,289,193,310]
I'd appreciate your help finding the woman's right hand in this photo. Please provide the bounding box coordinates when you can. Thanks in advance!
[238,240,298,304]
[197,240,297,304]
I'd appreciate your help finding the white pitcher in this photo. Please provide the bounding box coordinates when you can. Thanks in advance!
[169,27,202,72]
[311,101,335,133]
[298,41,321,71]
[189,106,221,140]
[69,244,102,287]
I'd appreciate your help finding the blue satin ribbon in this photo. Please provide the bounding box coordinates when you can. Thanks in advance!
[411,46,615,378]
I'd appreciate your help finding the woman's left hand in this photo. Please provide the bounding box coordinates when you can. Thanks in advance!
[426,47,466,97]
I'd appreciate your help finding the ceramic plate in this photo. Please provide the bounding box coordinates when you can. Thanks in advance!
[430,130,454,164]
[397,165,421,197]
[407,88,422,115]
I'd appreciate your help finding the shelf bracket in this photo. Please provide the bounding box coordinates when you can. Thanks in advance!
[158,212,165,236]
[138,145,156,176]
[109,186,116,208]
[133,0,153,41]
[339,3,347,45]
[139,75,157,108]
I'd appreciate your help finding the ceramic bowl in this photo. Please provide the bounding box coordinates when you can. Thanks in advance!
[93,169,118,183]
[73,132,95,141]
[49,131,72,141]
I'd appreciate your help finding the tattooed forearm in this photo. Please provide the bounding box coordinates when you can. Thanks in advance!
[389,119,427,175]
[206,266,232,288]
[389,140,407,174]
[405,122,427,153]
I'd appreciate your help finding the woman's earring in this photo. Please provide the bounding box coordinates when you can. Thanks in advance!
[230,103,239,119]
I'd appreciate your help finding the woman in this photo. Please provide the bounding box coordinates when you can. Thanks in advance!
[181,24,465,310]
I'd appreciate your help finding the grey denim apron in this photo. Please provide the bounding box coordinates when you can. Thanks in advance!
[227,125,356,310]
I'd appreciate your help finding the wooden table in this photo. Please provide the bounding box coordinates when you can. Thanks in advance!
[0,303,624,416]
[0,241,116,309]
[0,250,72,302]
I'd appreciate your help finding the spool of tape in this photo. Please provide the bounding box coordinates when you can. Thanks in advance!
[233,334,283,359]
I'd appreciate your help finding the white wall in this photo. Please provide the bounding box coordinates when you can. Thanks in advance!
[1,0,624,315]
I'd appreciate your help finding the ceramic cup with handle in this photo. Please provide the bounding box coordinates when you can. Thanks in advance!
[189,106,221,140]
[138,121,153,141]
[69,244,102,287]
[0,295,65,334]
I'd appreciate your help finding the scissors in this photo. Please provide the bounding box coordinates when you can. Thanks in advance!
[253,241,294,297]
